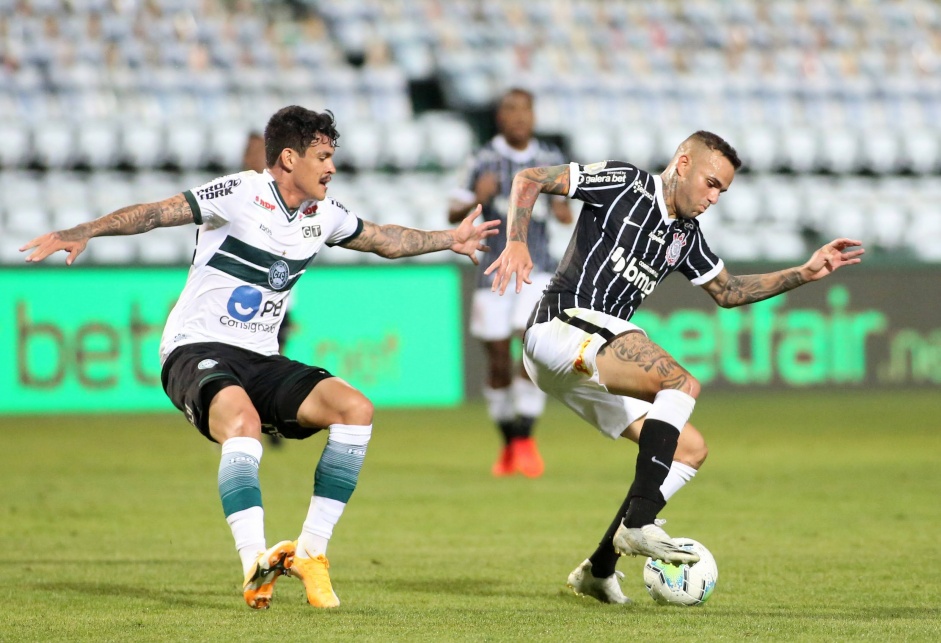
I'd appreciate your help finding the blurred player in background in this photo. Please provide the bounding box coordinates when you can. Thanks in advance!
[486,131,864,604]
[21,106,498,610]
[449,88,573,478]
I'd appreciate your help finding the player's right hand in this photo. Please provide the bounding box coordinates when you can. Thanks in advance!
[20,232,88,265]
[474,172,500,204]
[484,241,533,295]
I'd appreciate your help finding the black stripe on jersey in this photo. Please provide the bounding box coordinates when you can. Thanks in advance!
[217,236,313,273]
[207,235,316,291]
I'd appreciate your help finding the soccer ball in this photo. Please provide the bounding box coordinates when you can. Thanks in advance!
[643,538,718,606]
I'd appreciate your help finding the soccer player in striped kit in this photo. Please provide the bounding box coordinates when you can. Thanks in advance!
[449,88,573,478]
[486,131,864,603]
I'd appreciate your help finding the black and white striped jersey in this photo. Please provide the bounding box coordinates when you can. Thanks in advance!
[451,135,566,288]
[530,160,724,326]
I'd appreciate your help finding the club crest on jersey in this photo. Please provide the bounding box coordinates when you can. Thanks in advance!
[665,232,687,266]
[268,260,290,290]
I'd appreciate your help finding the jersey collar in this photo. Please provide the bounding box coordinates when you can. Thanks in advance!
[264,169,300,222]
[652,175,672,224]
[492,135,539,163]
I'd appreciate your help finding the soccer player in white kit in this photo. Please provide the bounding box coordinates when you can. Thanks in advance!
[486,131,864,604]
[21,106,499,610]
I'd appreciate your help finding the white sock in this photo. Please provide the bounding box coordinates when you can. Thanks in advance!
[220,437,266,575]
[297,424,371,558]
[297,496,346,558]
[659,461,698,501]
[511,376,546,418]
[646,389,696,431]
[482,385,515,423]
[228,506,266,574]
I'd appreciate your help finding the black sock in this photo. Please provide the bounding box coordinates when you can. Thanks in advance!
[497,419,517,446]
[587,494,633,578]
[513,416,535,439]
[623,419,678,528]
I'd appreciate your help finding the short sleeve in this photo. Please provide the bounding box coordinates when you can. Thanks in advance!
[678,230,725,285]
[567,160,639,205]
[185,172,249,228]
[324,198,364,246]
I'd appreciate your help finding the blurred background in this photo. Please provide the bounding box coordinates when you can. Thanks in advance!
[1,0,938,414]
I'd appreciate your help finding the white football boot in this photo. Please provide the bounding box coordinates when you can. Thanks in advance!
[566,559,631,604]
[612,521,700,565]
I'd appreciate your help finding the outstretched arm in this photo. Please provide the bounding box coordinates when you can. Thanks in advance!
[702,238,865,308]
[342,204,499,264]
[20,194,196,265]
[485,164,571,294]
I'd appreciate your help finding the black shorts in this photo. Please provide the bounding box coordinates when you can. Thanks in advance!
[161,342,334,443]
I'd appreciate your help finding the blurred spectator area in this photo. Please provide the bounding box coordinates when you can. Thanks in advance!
[2,0,940,265]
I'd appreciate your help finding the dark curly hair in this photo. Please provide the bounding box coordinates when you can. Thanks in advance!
[263,106,341,168]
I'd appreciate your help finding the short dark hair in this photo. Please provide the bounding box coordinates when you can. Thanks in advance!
[499,87,534,108]
[690,130,742,170]
[263,106,340,168]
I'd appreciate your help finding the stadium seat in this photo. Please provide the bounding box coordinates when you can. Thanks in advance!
[900,127,940,175]
[86,235,139,264]
[336,120,384,171]
[119,121,165,170]
[617,127,657,171]
[423,116,475,170]
[164,121,208,170]
[382,121,426,170]
[207,121,253,172]
[0,123,31,168]
[737,126,778,173]
[75,120,121,169]
[568,123,614,165]
[818,128,861,175]
[31,120,76,169]
[778,127,818,173]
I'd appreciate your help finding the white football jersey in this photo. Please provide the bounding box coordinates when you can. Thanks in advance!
[159,169,362,363]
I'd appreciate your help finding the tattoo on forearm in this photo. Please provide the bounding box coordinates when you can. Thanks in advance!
[344,221,453,258]
[57,194,193,241]
[716,269,804,307]
[507,165,570,243]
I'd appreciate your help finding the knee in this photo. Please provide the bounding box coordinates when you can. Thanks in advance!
[675,425,708,469]
[337,392,374,426]
[684,373,702,399]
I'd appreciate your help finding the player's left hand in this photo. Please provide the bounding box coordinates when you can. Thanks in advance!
[20,231,89,265]
[484,241,533,295]
[451,204,500,265]
[801,238,865,281]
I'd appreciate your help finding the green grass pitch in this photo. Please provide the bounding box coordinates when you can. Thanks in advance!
[1,390,939,641]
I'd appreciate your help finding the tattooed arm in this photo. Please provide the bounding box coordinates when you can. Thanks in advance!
[484,164,571,295]
[702,238,865,308]
[20,194,196,265]
[342,205,499,264]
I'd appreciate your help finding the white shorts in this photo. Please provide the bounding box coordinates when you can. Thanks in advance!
[470,272,553,341]
[522,308,652,439]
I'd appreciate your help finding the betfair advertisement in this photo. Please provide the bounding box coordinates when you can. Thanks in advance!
[0,266,464,413]
[635,266,937,388]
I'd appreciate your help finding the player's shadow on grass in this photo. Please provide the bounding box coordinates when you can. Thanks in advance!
[35,581,232,610]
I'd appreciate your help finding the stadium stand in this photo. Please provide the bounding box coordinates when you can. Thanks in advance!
[1,0,939,265]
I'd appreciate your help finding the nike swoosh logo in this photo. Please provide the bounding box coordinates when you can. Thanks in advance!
[651,456,671,471]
